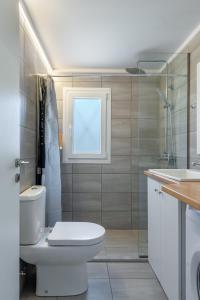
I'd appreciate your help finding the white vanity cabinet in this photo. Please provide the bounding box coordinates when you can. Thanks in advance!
[148,177,182,300]
[148,178,162,279]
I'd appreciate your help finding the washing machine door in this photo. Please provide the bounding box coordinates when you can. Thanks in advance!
[188,251,200,300]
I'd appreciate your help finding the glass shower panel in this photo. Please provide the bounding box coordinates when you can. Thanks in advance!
[136,54,188,257]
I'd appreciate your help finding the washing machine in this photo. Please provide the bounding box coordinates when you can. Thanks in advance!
[186,205,200,300]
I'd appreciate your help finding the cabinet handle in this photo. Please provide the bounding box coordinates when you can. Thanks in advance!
[158,190,162,194]
[154,189,158,192]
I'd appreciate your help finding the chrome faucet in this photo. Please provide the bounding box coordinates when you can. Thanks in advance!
[192,161,200,166]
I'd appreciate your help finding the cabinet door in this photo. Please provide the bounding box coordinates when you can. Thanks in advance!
[160,192,181,300]
[148,178,161,279]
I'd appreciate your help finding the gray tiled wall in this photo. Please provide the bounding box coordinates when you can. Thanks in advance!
[19,18,48,192]
[55,75,160,229]
[188,41,200,169]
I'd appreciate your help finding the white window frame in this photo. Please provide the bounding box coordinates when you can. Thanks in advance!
[63,87,111,163]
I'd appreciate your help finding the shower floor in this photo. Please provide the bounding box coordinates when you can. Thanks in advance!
[92,230,148,261]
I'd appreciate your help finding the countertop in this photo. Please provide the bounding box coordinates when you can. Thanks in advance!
[144,170,200,210]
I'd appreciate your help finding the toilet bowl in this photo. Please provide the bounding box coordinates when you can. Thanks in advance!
[20,186,105,297]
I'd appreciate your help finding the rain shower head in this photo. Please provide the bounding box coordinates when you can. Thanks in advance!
[126,68,146,75]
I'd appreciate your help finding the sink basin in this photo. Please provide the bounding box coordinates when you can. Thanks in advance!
[149,169,200,182]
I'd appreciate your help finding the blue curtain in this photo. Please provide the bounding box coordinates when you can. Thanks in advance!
[36,76,61,226]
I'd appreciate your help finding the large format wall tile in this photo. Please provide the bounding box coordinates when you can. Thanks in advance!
[111,138,131,155]
[73,211,101,224]
[102,211,132,229]
[20,95,36,131]
[61,174,72,193]
[131,98,159,119]
[62,212,72,221]
[102,174,131,192]
[73,174,101,192]
[139,119,159,138]
[102,81,131,101]
[24,67,37,102]
[174,108,187,135]
[131,155,158,173]
[132,192,147,212]
[111,119,131,138]
[20,127,36,159]
[175,133,187,158]
[73,163,102,174]
[112,101,131,118]
[132,211,148,229]
[102,156,131,174]
[73,193,101,211]
[139,138,160,155]
[20,20,48,193]
[131,174,147,193]
[61,163,73,174]
[61,193,72,211]
[102,193,131,211]
[73,81,101,88]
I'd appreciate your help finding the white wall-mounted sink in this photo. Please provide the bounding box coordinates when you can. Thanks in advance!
[149,169,200,181]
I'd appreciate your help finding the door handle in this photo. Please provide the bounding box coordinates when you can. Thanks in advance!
[15,159,30,168]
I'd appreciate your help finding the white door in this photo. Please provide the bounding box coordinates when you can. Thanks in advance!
[0,1,20,300]
[161,193,181,300]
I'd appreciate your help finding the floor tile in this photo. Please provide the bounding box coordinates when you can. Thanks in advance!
[92,230,140,261]
[105,230,138,248]
[87,263,109,278]
[92,248,107,260]
[20,281,56,300]
[108,263,155,279]
[58,279,113,300]
[110,278,167,300]
[106,247,138,260]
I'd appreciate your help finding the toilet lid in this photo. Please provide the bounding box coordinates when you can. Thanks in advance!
[48,222,105,246]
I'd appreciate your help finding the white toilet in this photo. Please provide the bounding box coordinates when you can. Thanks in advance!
[20,185,105,297]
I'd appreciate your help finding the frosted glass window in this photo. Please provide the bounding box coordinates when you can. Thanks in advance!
[72,98,101,154]
[63,87,111,164]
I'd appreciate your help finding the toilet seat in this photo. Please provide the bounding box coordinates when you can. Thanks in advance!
[48,222,105,246]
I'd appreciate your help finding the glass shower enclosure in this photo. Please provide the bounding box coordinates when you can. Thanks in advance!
[135,54,188,257]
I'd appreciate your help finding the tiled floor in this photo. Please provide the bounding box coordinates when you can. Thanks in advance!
[21,262,167,300]
[92,230,148,261]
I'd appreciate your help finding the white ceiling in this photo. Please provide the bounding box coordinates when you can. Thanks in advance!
[24,0,200,70]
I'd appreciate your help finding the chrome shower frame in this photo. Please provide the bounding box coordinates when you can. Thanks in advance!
[137,60,176,167]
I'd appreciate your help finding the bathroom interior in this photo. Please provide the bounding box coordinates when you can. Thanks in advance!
[2,0,200,300]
